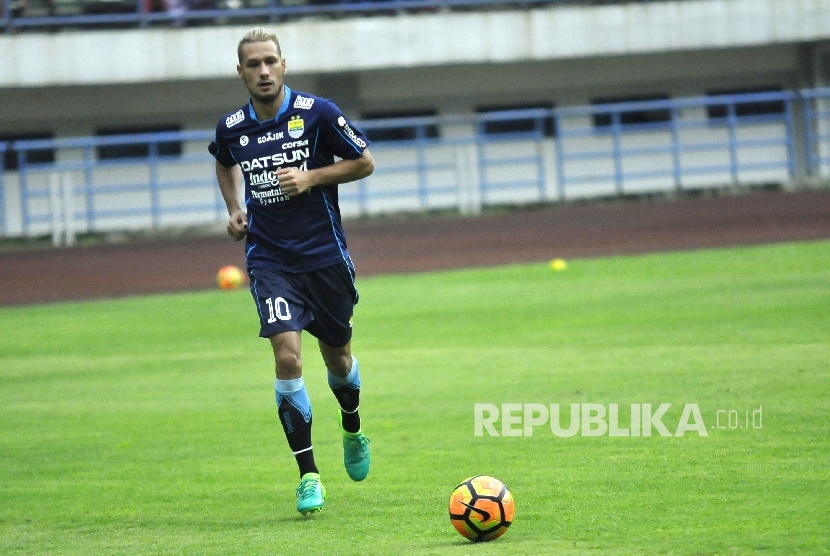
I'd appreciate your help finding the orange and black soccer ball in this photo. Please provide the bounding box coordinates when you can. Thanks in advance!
[216,265,245,290]
[448,475,515,542]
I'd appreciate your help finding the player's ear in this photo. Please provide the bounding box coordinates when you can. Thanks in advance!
[236,64,243,78]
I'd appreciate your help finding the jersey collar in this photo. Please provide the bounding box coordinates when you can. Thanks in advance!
[247,85,292,124]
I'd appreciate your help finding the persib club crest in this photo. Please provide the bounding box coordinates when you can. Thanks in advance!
[288,115,305,139]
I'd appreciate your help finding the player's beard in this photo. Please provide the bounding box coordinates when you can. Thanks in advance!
[248,81,281,105]
[252,90,279,104]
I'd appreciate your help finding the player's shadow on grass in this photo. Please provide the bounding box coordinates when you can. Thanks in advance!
[276,514,326,523]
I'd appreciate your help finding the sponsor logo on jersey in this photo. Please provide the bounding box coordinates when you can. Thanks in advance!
[239,148,311,171]
[293,95,315,110]
[249,169,280,188]
[226,110,245,128]
[251,187,290,204]
[281,139,308,149]
[337,115,367,148]
[240,135,249,146]
[247,161,308,205]
[288,115,305,139]
[248,170,288,204]
[257,131,285,144]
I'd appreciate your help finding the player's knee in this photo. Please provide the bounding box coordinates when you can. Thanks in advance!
[325,353,352,377]
[275,352,302,378]
[318,339,352,377]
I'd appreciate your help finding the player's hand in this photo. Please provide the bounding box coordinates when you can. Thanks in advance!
[227,210,248,241]
[277,167,314,197]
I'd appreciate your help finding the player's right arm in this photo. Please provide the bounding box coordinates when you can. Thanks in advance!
[215,161,248,241]
[209,120,248,241]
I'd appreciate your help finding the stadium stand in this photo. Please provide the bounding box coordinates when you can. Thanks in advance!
[1,0,830,240]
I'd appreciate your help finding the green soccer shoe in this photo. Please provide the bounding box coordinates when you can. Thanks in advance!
[340,411,371,482]
[296,472,326,515]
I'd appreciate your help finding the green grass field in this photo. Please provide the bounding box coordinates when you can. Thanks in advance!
[1,240,828,555]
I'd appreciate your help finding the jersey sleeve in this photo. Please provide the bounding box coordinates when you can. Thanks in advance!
[319,100,370,160]
[208,121,237,168]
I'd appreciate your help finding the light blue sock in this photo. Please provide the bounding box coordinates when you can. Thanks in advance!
[327,356,360,390]
[276,377,312,423]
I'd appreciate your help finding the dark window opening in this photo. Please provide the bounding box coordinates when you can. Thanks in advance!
[96,125,182,160]
[476,103,555,137]
[0,132,55,171]
[592,95,671,128]
[706,87,785,119]
[361,109,439,142]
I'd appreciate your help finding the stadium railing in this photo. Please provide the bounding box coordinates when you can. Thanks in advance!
[6,130,220,240]
[553,90,800,198]
[1,0,687,32]
[2,88,830,241]
[0,141,6,236]
[800,88,830,177]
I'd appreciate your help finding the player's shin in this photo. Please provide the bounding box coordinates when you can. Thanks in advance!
[327,356,361,433]
[275,378,318,477]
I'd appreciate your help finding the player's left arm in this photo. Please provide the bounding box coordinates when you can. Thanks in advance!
[277,149,374,197]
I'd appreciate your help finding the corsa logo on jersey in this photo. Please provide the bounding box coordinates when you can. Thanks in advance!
[281,139,308,149]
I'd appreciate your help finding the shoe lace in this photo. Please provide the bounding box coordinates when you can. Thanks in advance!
[297,478,318,501]
[346,434,370,459]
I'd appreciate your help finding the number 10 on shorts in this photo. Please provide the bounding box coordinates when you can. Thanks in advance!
[265,297,292,323]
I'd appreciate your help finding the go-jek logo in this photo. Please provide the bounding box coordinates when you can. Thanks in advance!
[258,131,285,144]
[472,403,761,437]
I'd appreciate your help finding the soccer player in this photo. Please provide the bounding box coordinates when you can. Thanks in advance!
[209,27,374,515]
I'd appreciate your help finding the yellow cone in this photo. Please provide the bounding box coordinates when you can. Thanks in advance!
[549,258,567,271]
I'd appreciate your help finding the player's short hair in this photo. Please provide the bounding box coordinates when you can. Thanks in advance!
[237,28,282,63]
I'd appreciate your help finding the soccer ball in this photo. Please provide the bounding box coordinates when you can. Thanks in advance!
[448,475,515,542]
[216,265,244,290]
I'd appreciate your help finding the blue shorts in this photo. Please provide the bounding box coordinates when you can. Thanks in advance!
[247,262,358,347]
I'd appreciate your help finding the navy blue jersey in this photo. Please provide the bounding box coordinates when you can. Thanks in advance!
[209,86,369,273]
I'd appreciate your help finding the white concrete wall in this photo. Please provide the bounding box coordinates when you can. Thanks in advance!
[1,0,827,135]
[2,0,830,87]
[0,43,811,135]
